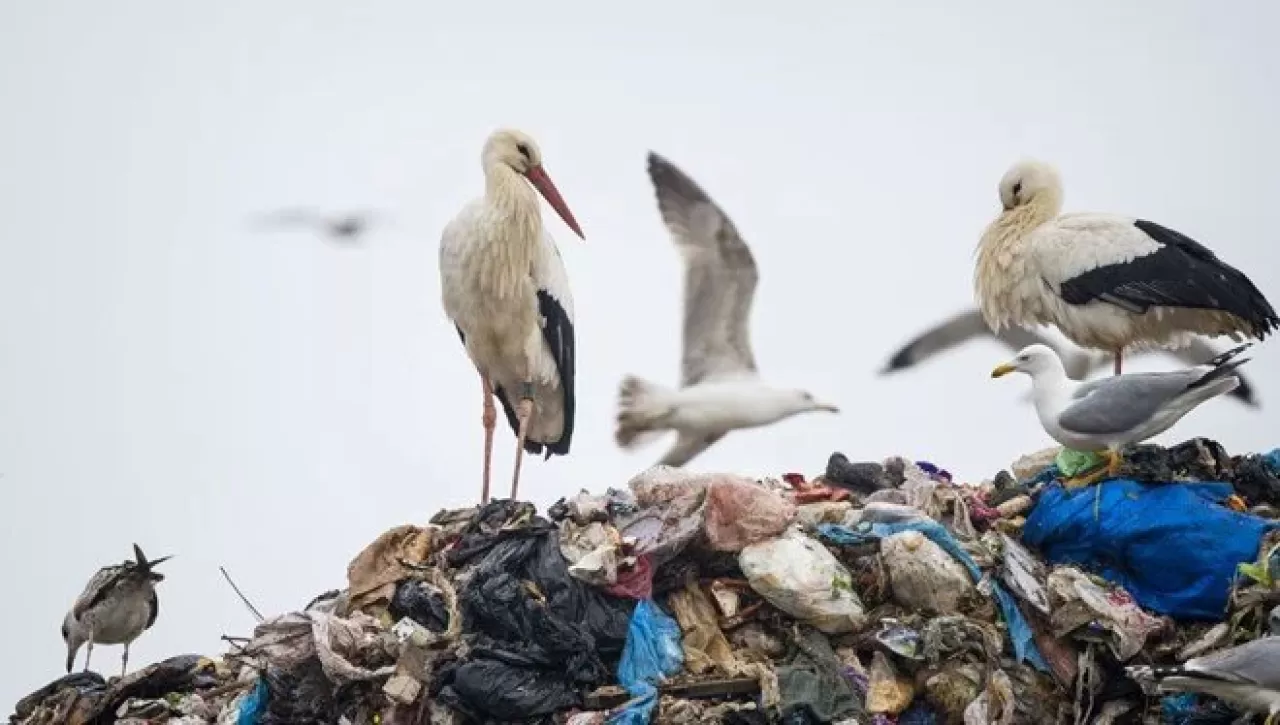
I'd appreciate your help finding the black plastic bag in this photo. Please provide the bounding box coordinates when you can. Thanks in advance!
[440,500,634,719]
[259,661,338,725]
[389,579,451,632]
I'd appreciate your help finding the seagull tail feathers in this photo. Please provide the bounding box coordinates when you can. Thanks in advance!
[615,375,674,449]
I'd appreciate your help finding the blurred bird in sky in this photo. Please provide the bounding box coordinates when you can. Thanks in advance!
[250,207,381,244]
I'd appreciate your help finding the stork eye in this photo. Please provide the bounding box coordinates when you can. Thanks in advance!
[516,143,531,160]
[1011,181,1023,197]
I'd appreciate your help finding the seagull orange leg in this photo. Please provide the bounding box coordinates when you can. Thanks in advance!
[480,374,497,505]
[511,382,535,501]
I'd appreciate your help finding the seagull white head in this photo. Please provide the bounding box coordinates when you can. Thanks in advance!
[998,159,1063,211]
[991,343,1064,379]
[788,389,840,415]
[482,128,585,240]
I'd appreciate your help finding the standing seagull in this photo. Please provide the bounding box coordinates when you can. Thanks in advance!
[974,159,1277,374]
[62,544,171,677]
[440,129,583,503]
[614,152,839,468]
[990,343,1250,484]
[880,307,1260,406]
[1127,636,1280,724]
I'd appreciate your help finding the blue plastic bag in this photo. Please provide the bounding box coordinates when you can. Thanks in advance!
[607,599,684,725]
[236,677,268,725]
[1024,479,1278,619]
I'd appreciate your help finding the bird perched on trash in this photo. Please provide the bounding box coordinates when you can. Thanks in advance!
[251,207,380,244]
[440,128,584,503]
[1127,636,1280,725]
[881,307,1260,407]
[614,152,839,468]
[62,544,171,677]
[974,159,1278,375]
[991,343,1251,486]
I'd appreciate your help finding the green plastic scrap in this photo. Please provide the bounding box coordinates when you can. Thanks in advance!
[1236,541,1280,588]
[1055,448,1105,478]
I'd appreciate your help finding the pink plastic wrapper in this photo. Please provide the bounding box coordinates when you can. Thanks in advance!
[704,477,796,552]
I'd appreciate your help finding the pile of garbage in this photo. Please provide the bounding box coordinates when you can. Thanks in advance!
[11,436,1280,725]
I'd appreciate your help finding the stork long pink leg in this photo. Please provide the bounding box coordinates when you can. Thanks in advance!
[511,383,535,500]
[480,374,497,504]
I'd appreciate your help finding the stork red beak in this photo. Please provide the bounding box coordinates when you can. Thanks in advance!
[525,165,585,241]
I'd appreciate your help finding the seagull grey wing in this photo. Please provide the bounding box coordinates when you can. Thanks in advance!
[1057,372,1198,435]
[72,565,126,618]
[1184,637,1280,687]
[881,308,991,373]
[658,431,726,468]
[1173,339,1259,407]
[647,152,759,387]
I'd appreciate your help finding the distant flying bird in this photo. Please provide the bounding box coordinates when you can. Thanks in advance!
[974,159,1277,375]
[614,152,839,468]
[881,307,1259,407]
[252,207,379,244]
[62,544,171,677]
[440,129,583,503]
[1128,636,1280,725]
[991,343,1250,485]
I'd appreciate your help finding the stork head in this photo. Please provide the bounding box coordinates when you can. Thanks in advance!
[991,344,1063,379]
[483,129,585,240]
[998,159,1063,211]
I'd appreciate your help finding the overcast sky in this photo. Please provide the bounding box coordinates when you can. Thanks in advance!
[2,0,1279,706]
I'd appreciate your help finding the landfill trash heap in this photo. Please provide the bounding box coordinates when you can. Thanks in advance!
[11,436,1280,725]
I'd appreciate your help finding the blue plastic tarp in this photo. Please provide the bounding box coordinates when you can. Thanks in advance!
[1023,479,1278,619]
[607,599,684,725]
[817,520,1049,672]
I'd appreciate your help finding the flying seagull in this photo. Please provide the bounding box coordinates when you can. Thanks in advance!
[62,544,171,677]
[991,342,1250,486]
[881,307,1259,407]
[975,159,1277,375]
[1128,636,1280,724]
[613,152,838,468]
[251,207,380,244]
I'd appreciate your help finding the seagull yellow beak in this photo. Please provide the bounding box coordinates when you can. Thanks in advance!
[991,363,1017,378]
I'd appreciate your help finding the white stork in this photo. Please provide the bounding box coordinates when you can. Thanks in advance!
[439,129,583,503]
[975,159,1278,375]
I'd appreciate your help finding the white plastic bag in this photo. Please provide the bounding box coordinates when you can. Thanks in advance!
[739,528,866,634]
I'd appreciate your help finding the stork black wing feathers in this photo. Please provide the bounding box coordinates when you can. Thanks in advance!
[1057,219,1278,338]
[534,289,575,458]
[453,290,576,460]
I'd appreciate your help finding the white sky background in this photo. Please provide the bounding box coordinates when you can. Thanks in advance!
[2,0,1279,705]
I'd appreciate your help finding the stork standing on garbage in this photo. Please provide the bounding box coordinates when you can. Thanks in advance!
[974,159,1277,375]
[440,129,584,503]
[62,544,171,677]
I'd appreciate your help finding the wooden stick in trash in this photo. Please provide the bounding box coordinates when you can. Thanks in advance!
[220,565,266,623]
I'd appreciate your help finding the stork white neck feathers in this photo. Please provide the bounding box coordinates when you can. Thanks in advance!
[475,163,543,302]
[974,160,1064,332]
[471,130,585,302]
